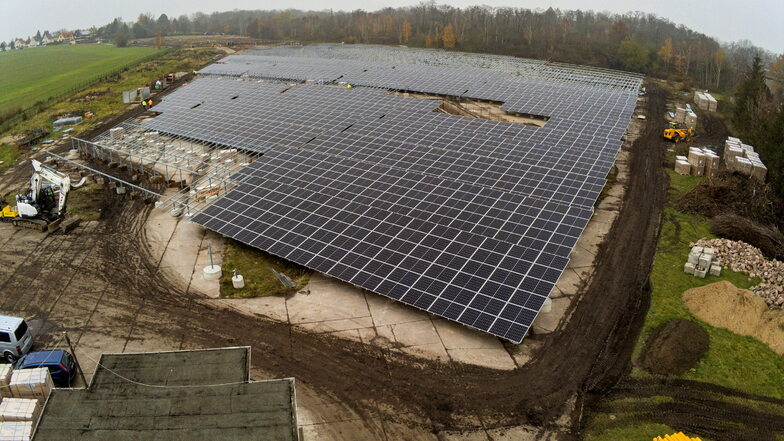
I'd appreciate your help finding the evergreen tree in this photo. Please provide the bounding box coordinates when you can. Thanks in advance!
[733,55,767,128]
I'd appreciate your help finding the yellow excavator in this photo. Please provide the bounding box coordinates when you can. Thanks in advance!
[663,122,694,143]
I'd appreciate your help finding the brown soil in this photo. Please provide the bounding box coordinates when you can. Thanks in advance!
[683,281,784,355]
[676,172,784,229]
[637,319,709,375]
[694,108,731,150]
[710,214,784,260]
[1,79,782,440]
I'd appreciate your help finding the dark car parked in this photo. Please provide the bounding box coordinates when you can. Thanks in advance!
[15,350,77,387]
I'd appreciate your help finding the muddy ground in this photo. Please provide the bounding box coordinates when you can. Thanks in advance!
[0,82,781,440]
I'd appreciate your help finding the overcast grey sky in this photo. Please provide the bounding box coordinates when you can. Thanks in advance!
[1,0,782,53]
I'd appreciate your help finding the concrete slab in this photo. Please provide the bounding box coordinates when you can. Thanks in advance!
[568,244,595,269]
[391,319,442,346]
[447,348,517,370]
[399,343,450,362]
[298,316,376,333]
[365,293,430,326]
[554,269,585,296]
[432,318,504,350]
[531,297,571,334]
[357,325,399,347]
[287,275,371,324]
[219,296,289,322]
[188,268,220,297]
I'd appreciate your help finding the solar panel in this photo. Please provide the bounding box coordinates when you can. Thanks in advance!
[144,48,642,342]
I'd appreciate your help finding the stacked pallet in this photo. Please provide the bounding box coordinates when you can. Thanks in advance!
[683,147,718,177]
[672,105,697,129]
[0,421,33,441]
[0,399,41,423]
[694,91,718,111]
[0,367,11,400]
[674,155,691,175]
[724,137,767,181]
[684,246,722,278]
[8,369,52,400]
[684,110,698,130]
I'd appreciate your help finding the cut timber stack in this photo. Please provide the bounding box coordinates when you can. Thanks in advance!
[724,136,767,181]
[0,399,41,423]
[0,367,11,399]
[0,421,32,441]
[8,369,52,400]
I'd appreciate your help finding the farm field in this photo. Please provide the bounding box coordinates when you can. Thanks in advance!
[0,44,162,115]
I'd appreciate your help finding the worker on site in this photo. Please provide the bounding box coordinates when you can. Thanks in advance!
[147,99,153,108]
[192,69,197,76]
[141,100,147,110]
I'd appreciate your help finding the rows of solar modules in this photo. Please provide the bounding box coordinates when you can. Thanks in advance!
[248,44,642,90]
[143,50,641,342]
[196,146,590,342]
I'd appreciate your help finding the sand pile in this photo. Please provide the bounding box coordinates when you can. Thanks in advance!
[683,281,784,355]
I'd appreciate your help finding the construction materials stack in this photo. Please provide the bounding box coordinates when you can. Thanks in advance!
[672,105,697,129]
[683,147,718,177]
[0,421,32,441]
[0,368,53,441]
[0,399,41,424]
[684,109,698,130]
[694,91,718,112]
[674,155,691,175]
[0,367,11,400]
[8,369,52,401]
[724,136,767,181]
[684,246,722,278]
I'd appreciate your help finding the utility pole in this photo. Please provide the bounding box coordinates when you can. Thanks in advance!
[63,332,87,387]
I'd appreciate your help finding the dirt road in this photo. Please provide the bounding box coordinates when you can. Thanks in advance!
[0,82,780,440]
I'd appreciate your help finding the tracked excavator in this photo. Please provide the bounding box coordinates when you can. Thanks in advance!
[0,160,74,231]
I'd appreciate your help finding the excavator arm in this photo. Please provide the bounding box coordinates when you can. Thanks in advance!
[29,159,71,215]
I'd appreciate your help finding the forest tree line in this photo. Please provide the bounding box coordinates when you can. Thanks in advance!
[93,4,783,94]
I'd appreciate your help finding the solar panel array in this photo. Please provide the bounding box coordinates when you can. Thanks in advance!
[144,47,642,342]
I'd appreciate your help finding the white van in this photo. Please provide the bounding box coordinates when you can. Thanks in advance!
[0,315,34,363]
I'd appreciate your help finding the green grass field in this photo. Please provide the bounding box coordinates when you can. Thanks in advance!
[584,165,784,441]
[0,44,162,115]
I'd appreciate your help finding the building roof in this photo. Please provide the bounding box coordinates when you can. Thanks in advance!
[33,347,298,441]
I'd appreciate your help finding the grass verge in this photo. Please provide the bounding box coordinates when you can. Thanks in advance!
[220,239,311,298]
[631,170,784,398]
[1,47,217,140]
[0,44,162,116]
[0,143,20,172]
[584,167,784,440]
